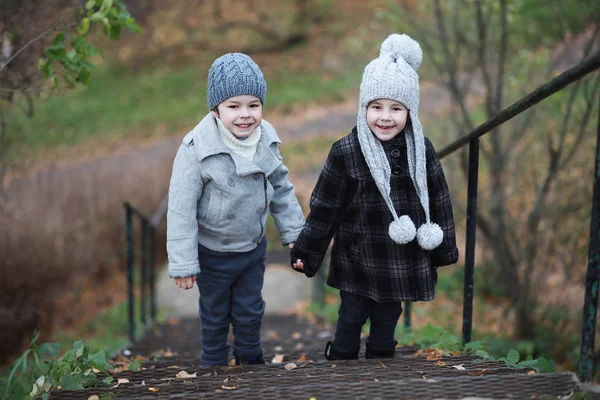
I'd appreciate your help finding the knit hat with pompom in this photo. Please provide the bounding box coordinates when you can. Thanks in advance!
[357,33,443,250]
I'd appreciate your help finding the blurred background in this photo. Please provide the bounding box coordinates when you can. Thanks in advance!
[1,0,599,387]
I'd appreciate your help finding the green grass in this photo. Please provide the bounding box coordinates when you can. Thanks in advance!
[8,62,363,161]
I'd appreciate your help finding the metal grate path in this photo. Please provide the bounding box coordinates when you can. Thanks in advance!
[49,315,583,399]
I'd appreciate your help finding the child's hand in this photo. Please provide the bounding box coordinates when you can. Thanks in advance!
[291,259,304,272]
[288,242,295,249]
[174,276,196,290]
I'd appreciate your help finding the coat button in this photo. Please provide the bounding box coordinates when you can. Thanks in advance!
[256,206,264,214]
[227,213,235,220]
[391,148,401,158]
[392,165,403,175]
[228,177,235,186]
[222,238,231,245]
[253,173,262,181]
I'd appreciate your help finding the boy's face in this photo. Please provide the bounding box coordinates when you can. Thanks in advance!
[366,99,409,141]
[212,95,263,139]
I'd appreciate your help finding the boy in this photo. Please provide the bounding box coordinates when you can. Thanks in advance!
[167,53,305,366]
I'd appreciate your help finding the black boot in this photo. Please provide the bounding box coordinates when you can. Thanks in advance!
[365,340,397,359]
[324,341,359,360]
[234,353,266,365]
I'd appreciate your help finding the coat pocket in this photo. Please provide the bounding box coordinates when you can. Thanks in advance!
[204,189,222,225]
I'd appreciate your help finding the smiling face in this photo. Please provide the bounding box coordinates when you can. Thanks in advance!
[366,98,409,141]
[211,95,263,138]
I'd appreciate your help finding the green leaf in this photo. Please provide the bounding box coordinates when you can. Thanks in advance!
[78,18,91,35]
[52,33,66,49]
[102,376,114,385]
[108,24,121,40]
[40,343,61,358]
[507,349,520,365]
[128,360,141,371]
[90,351,110,370]
[517,359,539,367]
[60,374,85,390]
[86,0,96,9]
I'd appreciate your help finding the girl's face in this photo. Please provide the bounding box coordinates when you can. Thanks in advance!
[212,95,263,139]
[366,99,409,141]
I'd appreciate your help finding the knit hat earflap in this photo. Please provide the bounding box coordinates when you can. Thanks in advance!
[207,53,267,111]
[357,33,443,250]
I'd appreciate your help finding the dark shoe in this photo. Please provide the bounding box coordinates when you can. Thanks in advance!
[365,340,397,359]
[324,341,359,360]
[234,353,266,365]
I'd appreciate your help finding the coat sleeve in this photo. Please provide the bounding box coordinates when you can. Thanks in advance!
[166,143,203,278]
[426,138,459,267]
[267,143,306,245]
[291,143,348,277]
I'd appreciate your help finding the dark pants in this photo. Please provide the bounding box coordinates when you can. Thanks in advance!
[196,239,267,366]
[334,291,403,353]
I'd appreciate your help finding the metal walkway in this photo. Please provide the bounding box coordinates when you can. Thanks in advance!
[49,314,582,399]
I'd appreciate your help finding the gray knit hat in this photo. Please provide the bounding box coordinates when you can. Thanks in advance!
[357,33,443,250]
[207,53,267,110]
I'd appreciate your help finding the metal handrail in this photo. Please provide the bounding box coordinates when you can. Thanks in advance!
[124,196,167,343]
[431,51,600,381]
[438,51,600,160]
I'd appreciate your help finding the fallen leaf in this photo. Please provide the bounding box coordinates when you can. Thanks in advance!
[88,396,100,400]
[215,389,223,393]
[117,378,130,384]
[222,385,237,390]
[297,352,307,362]
[168,318,181,325]
[274,346,283,352]
[271,354,285,364]
[203,373,212,377]
[167,365,181,369]
[331,364,337,368]
[295,343,305,350]
[436,361,447,366]
[285,362,297,370]
[527,370,537,375]
[141,381,146,386]
[228,359,236,366]
[176,371,197,378]
[378,362,388,369]
[452,364,466,371]
[223,377,229,384]
[148,388,159,392]
[292,332,302,339]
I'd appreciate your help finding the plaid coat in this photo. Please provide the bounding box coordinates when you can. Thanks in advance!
[291,128,458,302]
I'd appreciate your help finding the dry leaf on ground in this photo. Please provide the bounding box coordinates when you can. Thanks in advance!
[222,385,237,390]
[88,396,100,400]
[148,388,159,392]
[285,362,297,370]
[452,364,466,371]
[176,371,197,378]
[272,354,285,364]
[297,352,307,362]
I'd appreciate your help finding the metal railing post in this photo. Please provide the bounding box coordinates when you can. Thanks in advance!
[149,225,157,322]
[140,218,148,325]
[462,138,480,345]
[578,96,600,382]
[125,203,135,343]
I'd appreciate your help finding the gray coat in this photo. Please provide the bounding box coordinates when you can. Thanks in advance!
[167,114,305,278]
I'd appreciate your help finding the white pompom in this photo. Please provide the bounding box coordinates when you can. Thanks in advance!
[389,215,416,244]
[416,222,443,250]
[379,33,422,71]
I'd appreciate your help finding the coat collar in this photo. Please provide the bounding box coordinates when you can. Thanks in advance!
[351,126,407,148]
[183,113,282,177]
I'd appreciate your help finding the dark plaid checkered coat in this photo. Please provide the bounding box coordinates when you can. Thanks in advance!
[291,127,458,302]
